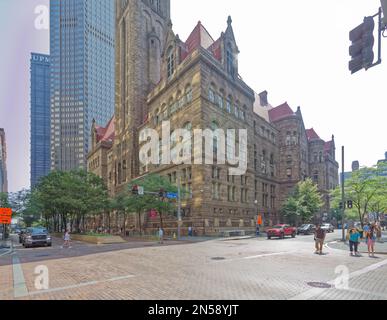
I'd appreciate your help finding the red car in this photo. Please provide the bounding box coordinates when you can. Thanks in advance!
[266,224,297,239]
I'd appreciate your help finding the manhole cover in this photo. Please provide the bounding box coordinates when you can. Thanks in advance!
[211,257,226,261]
[307,282,332,289]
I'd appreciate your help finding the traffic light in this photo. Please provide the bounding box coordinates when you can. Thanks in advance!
[349,16,375,74]
[347,200,353,209]
[131,185,139,195]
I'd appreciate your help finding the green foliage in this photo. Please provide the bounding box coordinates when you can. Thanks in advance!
[330,162,387,227]
[282,178,323,224]
[127,174,178,229]
[0,192,10,208]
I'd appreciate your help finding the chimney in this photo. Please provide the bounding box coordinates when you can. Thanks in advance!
[352,161,360,172]
[259,91,268,107]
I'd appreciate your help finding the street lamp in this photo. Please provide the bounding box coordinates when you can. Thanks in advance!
[254,200,259,236]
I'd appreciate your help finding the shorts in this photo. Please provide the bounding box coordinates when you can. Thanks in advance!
[315,239,324,246]
[367,239,375,246]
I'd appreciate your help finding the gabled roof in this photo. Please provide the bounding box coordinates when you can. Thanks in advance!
[96,117,115,143]
[268,103,295,122]
[306,128,321,141]
[181,21,222,62]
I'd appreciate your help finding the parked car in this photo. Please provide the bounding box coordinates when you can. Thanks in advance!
[267,224,297,239]
[321,223,335,233]
[297,224,316,235]
[22,228,52,248]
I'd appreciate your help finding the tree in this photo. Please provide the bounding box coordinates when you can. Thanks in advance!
[282,179,323,225]
[32,170,109,232]
[331,163,387,227]
[126,174,178,233]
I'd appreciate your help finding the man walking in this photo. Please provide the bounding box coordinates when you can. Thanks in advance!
[314,224,326,255]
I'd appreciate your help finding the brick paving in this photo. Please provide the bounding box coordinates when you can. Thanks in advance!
[0,231,386,300]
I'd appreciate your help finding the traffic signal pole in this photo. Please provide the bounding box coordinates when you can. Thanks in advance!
[341,147,346,242]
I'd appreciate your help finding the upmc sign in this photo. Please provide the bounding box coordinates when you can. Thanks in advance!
[0,208,12,225]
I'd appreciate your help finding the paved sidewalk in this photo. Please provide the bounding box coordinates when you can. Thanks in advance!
[327,236,387,254]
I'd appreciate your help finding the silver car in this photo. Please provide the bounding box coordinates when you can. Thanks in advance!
[321,223,335,233]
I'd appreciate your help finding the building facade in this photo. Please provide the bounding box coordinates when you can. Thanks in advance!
[0,128,7,193]
[50,0,115,171]
[31,53,51,187]
[88,0,339,234]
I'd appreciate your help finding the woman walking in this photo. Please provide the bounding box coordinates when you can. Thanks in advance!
[348,228,360,257]
[365,224,376,257]
[61,230,72,249]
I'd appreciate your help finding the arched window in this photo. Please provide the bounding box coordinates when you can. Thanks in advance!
[226,96,232,113]
[168,97,175,115]
[234,102,240,118]
[185,84,192,103]
[167,47,175,79]
[286,132,291,146]
[313,171,319,183]
[208,85,215,103]
[211,121,219,154]
[161,103,168,120]
[154,108,160,126]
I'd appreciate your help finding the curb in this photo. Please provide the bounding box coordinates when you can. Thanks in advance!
[326,241,387,255]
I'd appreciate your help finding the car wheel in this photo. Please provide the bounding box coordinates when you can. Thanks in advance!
[280,233,285,239]
[267,236,271,240]
[292,233,296,238]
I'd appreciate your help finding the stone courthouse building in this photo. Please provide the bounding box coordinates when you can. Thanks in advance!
[88,0,339,235]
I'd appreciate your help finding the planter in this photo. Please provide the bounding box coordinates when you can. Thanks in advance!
[55,234,126,245]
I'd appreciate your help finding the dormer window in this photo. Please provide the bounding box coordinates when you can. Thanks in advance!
[167,47,175,79]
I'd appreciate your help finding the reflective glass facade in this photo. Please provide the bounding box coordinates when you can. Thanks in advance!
[50,0,115,171]
[0,128,7,193]
[31,53,51,187]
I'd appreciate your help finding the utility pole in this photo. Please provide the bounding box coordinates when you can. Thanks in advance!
[177,173,182,240]
[341,146,346,242]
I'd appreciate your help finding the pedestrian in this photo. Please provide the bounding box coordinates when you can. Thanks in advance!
[314,224,326,255]
[61,230,72,249]
[348,228,361,257]
[158,227,164,244]
[375,222,382,243]
[365,224,376,257]
[188,226,192,237]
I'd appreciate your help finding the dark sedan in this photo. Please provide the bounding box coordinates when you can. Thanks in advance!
[22,228,52,248]
[297,224,316,235]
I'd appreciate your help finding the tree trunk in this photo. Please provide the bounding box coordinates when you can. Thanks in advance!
[138,211,142,236]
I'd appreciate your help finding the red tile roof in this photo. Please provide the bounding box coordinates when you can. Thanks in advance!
[96,117,115,143]
[324,141,333,155]
[181,21,222,62]
[306,128,321,141]
[268,103,295,122]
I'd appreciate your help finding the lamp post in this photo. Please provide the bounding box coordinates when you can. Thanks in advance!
[254,200,259,236]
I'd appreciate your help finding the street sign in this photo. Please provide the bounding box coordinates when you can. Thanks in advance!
[0,208,12,225]
[138,186,144,196]
[167,193,178,199]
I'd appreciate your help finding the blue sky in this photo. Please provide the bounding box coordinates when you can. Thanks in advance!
[0,0,386,192]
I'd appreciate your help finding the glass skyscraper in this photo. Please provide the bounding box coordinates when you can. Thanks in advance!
[0,128,7,193]
[31,53,51,187]
[50,0,115,171]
